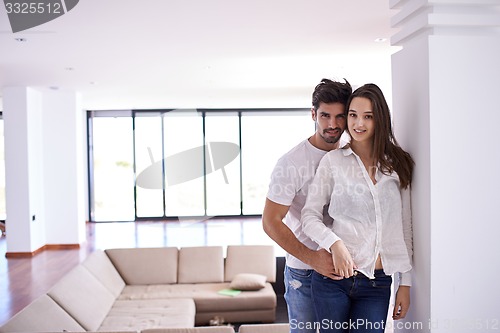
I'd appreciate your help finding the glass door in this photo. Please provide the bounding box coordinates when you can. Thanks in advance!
[162,110,205,217]
[134,112,165,218]
[240,110,313,215]
[204,112,241,216]
[90,113,135,221]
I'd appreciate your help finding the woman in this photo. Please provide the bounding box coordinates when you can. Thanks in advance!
[301,83,414,332]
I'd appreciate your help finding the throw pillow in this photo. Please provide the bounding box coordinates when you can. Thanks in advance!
[229,273,267,291]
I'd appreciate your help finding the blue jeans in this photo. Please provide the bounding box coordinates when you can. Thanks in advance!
[284,265,317,333]
[311,270,392,333]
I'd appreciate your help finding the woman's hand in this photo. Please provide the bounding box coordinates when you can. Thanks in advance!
[308,249,343,280]
[329,240,356,278]
[393,285,410,320]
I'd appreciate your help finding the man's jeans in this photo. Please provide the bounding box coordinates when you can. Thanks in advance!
[284,265,317,333]
[311,270,392,333]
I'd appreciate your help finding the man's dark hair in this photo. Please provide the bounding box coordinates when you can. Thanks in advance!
[312,78,352,111]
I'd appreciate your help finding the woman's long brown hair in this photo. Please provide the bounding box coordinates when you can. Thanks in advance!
[346,83,414,189]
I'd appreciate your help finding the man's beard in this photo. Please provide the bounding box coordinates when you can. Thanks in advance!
[321,128,342,144]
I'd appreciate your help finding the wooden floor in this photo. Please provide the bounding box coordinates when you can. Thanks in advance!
[0,217,285,326]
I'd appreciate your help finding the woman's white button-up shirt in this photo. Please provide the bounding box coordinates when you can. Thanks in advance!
[301,147,413,286]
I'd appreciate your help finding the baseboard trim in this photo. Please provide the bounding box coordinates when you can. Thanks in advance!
[45,244,81,250]
[5,243,81,258]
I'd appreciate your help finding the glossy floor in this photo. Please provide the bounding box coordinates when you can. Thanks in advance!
[0,217,286,326]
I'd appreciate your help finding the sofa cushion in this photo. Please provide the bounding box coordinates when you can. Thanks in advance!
[117,282,276,313]
[82,250,126,298]
[47,265,116,331]
[229,273,266,291]
[106,247,178,284]
[0,294,85,333]
[98,298,195,331]
[224,245,276,283]
[193,283,276,313]
[178,246,224,284]
[238,324,290,333]
[143,327,235,333]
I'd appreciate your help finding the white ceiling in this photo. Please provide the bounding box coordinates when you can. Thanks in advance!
[0,0,401,110]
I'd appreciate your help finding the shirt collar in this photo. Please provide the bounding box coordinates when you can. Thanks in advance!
[305,138,329,155]
[341,144,355,157]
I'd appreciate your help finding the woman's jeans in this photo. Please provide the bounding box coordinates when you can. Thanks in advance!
[311,270,392,333]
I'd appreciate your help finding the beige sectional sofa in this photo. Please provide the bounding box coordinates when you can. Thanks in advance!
[0,245,278,333]
[0,325,289,333]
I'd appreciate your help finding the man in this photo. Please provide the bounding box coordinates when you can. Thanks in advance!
[263,78,352,332]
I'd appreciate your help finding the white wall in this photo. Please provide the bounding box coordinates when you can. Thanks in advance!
[3,87,86,253]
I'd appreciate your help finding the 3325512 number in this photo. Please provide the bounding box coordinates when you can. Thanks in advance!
[5,2,62,14]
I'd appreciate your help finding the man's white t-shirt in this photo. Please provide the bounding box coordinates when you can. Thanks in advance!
[266,138,334,270]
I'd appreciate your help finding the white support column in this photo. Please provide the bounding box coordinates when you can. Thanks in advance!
[3,87,86,255]
[3,87,46,254]
[390,1,500,332]
[42,90,86,246]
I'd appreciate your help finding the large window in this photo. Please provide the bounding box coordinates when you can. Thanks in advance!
[88,109,312,222]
